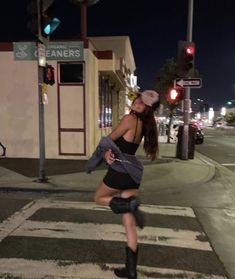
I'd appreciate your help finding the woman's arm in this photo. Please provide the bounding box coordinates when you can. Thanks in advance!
[108,114,132,141]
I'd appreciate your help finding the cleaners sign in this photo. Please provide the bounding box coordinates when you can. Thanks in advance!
[13,41,84,61]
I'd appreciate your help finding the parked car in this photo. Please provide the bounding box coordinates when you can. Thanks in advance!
[190,124,204,144]
[173,123,204,145]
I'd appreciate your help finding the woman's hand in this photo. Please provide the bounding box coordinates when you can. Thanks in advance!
[104,149,115,165]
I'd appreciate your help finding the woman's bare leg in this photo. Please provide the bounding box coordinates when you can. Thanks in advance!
[95,182,140,251]
[121,189,139,252]
[94,181,120,206]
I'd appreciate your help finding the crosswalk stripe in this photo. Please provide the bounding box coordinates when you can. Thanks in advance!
[47,200,196,218]
[0,259,227,279]
[12,220,212,251]
[0,200,42,242]
[0,199,228,278]
[0,200,197,245]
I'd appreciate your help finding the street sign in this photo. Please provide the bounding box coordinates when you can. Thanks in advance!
[13,41,84,61]
[174,78,202,88]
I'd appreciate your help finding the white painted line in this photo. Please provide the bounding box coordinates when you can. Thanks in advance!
[198,157,214,167]
[45,200,196,218]
[13,220,212,251]
[0,259,227,279]
[0,200,46,243]
[205,143,217,147]
[221,163,235,166]
[136,264,227,279]
[227,154,235,156]
[141,205,195,217]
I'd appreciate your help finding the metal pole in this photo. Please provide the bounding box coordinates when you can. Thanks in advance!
[36,0,48,182]
[80,1,89,47]
[80,2,87,42]
[182,0,194,160]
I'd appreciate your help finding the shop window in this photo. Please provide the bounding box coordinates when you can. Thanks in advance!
[59,63,84,84]
[99,75,112,128]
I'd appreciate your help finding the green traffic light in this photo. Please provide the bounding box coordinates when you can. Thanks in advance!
[227,101,232,105]
[44,18,61,35]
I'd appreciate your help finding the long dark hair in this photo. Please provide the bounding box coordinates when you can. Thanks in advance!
[131,103,159,161]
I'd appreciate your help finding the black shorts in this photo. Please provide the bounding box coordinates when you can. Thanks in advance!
[103,167,140,190]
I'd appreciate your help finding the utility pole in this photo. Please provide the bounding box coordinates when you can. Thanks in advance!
[182,0,194,160]
[80,1,88,45]
[36,0,48,182]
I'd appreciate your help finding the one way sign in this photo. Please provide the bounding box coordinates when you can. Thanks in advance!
[174,78,202,88]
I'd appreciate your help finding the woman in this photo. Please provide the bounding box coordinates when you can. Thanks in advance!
[94,90,159,279]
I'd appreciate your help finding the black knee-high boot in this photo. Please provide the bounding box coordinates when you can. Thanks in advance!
[114,246,138,279]
[109,196,145,229]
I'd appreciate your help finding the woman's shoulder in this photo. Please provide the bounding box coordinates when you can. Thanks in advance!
[120,113,137,123]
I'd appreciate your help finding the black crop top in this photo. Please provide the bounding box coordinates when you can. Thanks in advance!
[114,116,141,155]
[115,136,139,155]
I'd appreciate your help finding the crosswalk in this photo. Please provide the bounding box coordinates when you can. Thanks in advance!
[0,199,228,278]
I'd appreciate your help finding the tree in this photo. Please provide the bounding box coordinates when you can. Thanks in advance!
[154,57,201,143]
[154,58,179,143]
[155,58,178,101]
[225,111,235,125]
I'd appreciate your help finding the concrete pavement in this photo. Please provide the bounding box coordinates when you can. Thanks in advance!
[0,142,215,193]
[2,141,235,278]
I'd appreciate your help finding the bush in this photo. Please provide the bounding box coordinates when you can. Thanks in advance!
[225,111,235,124]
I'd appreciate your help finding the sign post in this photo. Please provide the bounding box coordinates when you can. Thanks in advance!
[36,0,48,182]
[182,0,194,160]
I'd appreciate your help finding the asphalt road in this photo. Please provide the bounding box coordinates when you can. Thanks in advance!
[0,130,235,278]
[0,192,228,279]
[196,127,235,173]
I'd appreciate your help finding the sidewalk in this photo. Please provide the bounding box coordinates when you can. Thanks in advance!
[0,143,215,193]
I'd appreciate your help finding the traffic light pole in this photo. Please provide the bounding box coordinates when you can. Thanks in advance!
[36,0,48,182]
[182,0,194,160]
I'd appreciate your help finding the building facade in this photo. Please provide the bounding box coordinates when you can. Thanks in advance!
[0,36,136,160]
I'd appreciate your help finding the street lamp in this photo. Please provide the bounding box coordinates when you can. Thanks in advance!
[70,0,100,6]
[227,100,235,107]
[70,0,100,45]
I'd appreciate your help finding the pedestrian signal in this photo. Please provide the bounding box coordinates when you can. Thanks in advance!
[43,64,55,85]
[167,88,183,105]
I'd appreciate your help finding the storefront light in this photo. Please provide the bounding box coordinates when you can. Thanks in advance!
[208,108,214,121]
[221,107,226,116]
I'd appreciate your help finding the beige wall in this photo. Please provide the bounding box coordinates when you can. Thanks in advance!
[0,51,89,159]
[0,43,130,160]
[0,52,39,158]
[89,36,136,73]
[85,48,100,155]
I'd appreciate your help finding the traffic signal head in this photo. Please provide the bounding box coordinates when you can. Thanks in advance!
[167,88,183,105]
[27,0,61,37]
[43,64,55,85]
[41,0,61,36]
[27,0,38,35]
[177,40,195,78]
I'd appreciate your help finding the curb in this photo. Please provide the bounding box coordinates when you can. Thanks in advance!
[194,151,216,183]
[0,154,214,194]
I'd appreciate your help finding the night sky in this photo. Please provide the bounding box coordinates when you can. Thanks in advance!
[1,0,235,110]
